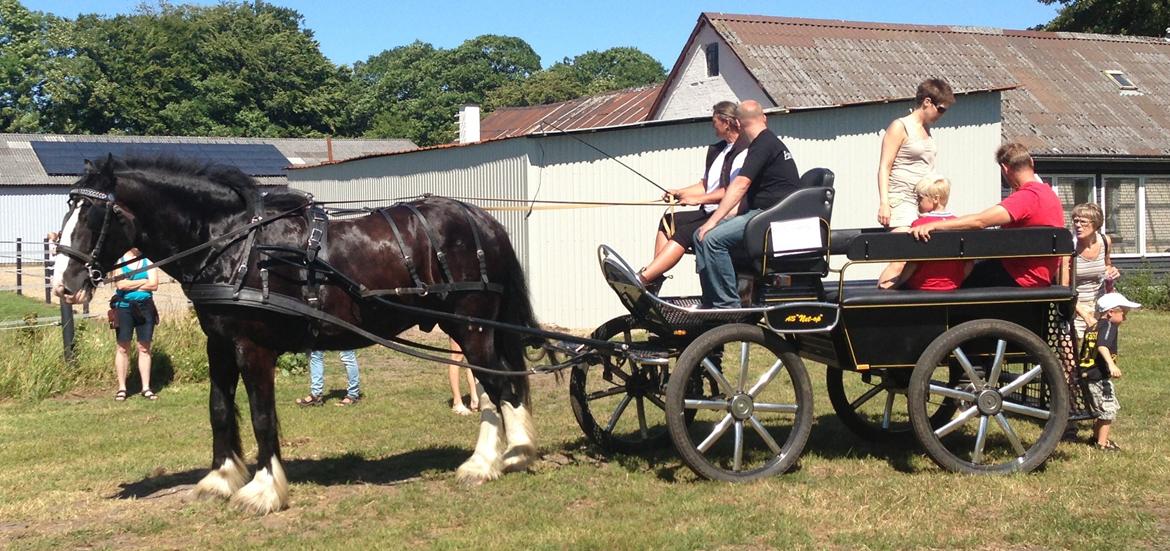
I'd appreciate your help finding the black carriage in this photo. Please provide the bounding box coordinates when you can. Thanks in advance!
[576,168,1087,480]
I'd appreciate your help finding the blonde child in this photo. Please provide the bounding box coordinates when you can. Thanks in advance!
[878,175,973,290]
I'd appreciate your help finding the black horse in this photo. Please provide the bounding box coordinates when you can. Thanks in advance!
[52,156,538,514]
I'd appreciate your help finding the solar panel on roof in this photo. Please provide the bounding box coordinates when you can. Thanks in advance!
[30,141,291,177]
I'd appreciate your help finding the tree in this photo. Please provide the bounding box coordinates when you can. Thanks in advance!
[486,46,665,109]
[1040,0,1170,36]
[38,1,347,137]
[357,35,542,145]
[0,0,58,132]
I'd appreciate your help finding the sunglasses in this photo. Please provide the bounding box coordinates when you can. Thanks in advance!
[935,103,948,114]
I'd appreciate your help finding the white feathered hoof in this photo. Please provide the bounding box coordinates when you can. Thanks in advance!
[501,443,537,473]
[230,458,289,515]
[193,454,249,501]
[456,453,503,484]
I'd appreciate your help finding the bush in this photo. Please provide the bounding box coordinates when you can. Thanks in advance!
[1115,263,1170,310]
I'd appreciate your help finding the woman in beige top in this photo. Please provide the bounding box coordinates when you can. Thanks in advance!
[877,78,954,228]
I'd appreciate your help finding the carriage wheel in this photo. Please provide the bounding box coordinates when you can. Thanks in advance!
[665,323,813,481]
[826,366,959,441]
[570,316,676,452]
[908,320,1068,474]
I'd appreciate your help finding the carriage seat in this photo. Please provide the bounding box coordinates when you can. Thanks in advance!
[825,281,1076,307]
[732,168,835,301]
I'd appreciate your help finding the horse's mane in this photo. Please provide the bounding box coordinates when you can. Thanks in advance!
[110,156,308,214]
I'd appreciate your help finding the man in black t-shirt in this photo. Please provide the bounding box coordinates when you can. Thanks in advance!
[694,100,802,308]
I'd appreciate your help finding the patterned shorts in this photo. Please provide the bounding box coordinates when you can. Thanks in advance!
[1087,379,1121,421]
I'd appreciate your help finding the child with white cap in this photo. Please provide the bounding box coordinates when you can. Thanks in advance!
[1079,292,1141,451]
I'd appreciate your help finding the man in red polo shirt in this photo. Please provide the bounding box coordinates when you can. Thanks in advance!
[909,142,1064,287]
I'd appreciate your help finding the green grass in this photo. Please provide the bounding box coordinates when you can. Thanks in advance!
[0,291,60,321]
[0,314,1167,549]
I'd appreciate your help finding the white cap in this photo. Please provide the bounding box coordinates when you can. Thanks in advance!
[1098,292,1141,312]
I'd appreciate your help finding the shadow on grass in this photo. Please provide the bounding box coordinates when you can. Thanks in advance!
[111,446,468,499]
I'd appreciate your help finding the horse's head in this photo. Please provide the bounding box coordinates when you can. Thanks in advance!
[52,156,138,304]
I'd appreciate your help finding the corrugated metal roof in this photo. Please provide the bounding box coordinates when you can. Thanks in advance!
[479,84,661,140]
[0,134,416,186]
[700,13,1170,156]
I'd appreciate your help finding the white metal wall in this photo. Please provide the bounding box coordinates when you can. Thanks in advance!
[290,93,1002,329]
[0,187,68,263]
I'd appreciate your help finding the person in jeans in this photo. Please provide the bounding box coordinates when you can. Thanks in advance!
[694,100,801,308]
[296,350,361,407]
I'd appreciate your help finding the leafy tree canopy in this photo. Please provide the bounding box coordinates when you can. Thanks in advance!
[1040,0,1170,36]
[0,0,60,132]
[486,46,665,109]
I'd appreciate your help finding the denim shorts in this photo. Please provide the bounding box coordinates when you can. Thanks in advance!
[114,304,156,343]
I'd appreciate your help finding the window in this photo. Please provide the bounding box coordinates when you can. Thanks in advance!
[1104,176,1139,254]
[1048,175,1095,226]
[1104,70,1137,90]
[705,43,719,77]
[1144,177,1170,254]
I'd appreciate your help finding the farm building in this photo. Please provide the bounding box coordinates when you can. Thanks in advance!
[654,13,1170,269]
[289,89,1006,328]
[0,134,415,247]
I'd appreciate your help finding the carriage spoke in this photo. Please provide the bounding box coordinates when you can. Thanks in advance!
[934,406,979,438]
[645,393,668,411]
[987,339,1007,388]
[746,359,785,398]
[586,386,628,401]
[999,365,1043,395]
[696,414,734,453]
[952,346,986,388]
[848,384,885,410]
[732,421,744,471]
[737,342,750,392]
[972,416,990,464]
[993,413,1028,457]
[927,384,976,403]
[684,398,730,411]
[636,397,649,440]
[753,402,799,414]
[881,390,896,430]
[605,394,634,433]
[703,357,735,396]
[1001,400,1051,420]
[748,415,783,454]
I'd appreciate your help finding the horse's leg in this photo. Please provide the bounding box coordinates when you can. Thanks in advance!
[194,335,249,500]
[230,338,289,514]
[454,329,505,483]
[498,348,536,474]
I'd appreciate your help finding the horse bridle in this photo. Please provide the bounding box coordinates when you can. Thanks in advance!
[55,188,128,287]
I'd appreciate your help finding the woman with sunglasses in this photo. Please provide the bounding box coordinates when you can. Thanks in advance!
[877,78,954,229]
[1071,202,1121,338]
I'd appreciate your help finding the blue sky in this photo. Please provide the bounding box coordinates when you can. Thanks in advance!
[24,1,1063,68]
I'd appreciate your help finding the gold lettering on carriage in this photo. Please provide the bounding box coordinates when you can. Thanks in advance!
[784,313,824,324]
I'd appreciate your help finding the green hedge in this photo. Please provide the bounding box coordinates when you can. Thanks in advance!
[1115,263,1170,310]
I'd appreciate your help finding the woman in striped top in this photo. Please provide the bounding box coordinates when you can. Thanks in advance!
[1071,203,1120,338]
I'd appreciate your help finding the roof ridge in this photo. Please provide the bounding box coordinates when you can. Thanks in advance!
[702,12,1170,45]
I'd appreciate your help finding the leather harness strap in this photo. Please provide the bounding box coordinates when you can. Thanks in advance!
[402,202,455,288]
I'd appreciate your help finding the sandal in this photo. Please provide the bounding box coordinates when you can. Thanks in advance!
[296,394,324,407]
[1094,440,1121,451]
[335,396,360,407]
[141,389,159,401]
[452,403,472,416]
[114,389,128,402]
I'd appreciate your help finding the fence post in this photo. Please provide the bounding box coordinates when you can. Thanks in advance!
[43,240,51,304]
[60,298,75,363]
[15,238,22,296]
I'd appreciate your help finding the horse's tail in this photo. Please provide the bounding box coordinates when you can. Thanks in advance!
[493,227,538,403]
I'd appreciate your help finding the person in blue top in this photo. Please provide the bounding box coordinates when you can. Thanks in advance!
[112,248,160,401]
